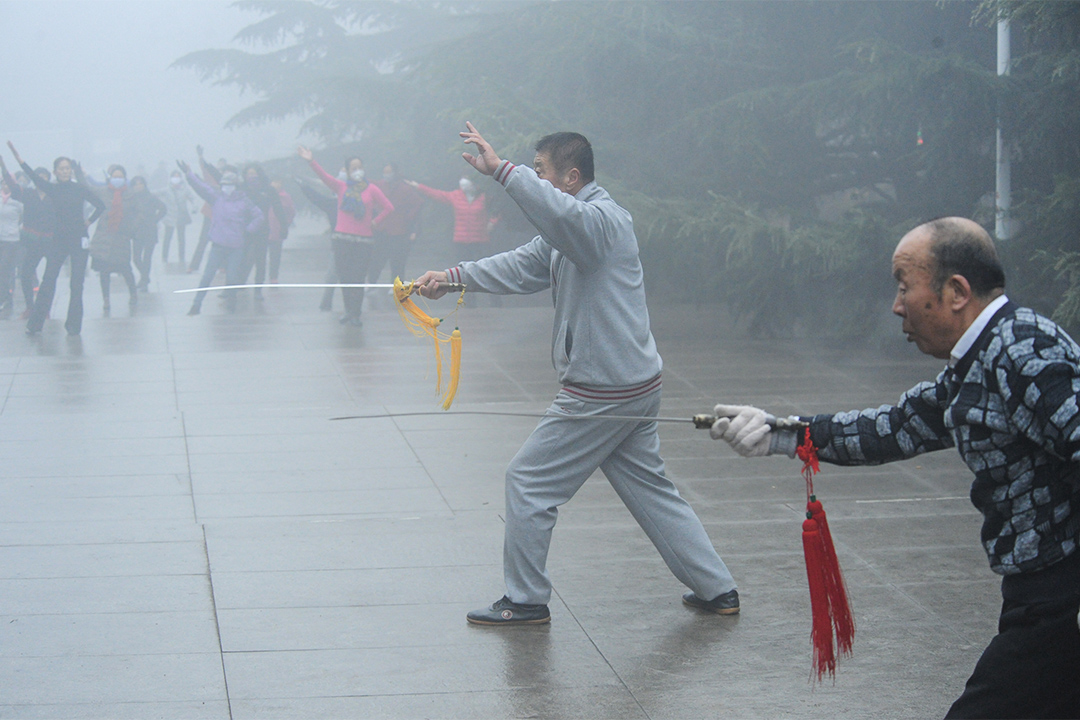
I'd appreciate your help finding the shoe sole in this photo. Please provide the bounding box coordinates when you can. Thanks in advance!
[466,615,551,627]
[682,597,740,615]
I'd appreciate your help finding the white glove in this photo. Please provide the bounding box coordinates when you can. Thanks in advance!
[710,404,799,458]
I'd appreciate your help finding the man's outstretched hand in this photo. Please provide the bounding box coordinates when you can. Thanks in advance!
[460,122,502,176]
[414,270,450,299]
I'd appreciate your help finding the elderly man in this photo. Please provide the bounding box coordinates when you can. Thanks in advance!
[416,123,739,625]
[713,217,1080,719]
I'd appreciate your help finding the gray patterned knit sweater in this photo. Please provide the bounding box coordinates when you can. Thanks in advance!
[808,302,1080,576]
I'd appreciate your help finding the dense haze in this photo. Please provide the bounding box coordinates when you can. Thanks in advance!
[0,0,299,184]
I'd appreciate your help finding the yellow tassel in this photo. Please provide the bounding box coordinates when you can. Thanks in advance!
[393,277,465,409]
[441,328,462,410]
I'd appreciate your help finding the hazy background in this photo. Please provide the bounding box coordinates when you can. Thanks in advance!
[0,0,300,181]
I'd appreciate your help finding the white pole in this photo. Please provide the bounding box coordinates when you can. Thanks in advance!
[995,18,1012,240]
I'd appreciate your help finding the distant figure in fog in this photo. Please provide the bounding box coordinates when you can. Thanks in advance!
[297,145,393,327]
[0,158,56,318]
[9,141,106,336]
[369,163,423,284]
[179,160,263,316]
[187,146,234,275]
[407,175,495,264]
[127,176,166,291]
[294,173,340,311]
[88,165,139,314]
[160,169,196,267]
[266,178,295,284]
[0,176,24,315]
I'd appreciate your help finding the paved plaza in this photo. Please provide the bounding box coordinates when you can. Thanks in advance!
[0,227,999,719]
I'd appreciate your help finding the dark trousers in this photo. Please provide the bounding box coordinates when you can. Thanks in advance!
[0,242,18,307]
[241,232,269,295]
[27,239,89,335]
[161,223,188,264]
[268,240,283,282]
[367,233,413,283]
[332,233,372,319]
[946,593,1080,719]
[188,216,212,272]
[19,235,48,308]
[191,243,245,311]
[134,237,156,287]
[98,262,137,305]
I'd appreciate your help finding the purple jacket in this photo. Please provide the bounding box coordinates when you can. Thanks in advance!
[186,172,264,249]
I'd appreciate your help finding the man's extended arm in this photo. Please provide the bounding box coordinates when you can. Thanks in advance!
[713,376,954,464]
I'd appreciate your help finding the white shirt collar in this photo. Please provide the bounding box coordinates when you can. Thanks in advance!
[949,295,1009,367]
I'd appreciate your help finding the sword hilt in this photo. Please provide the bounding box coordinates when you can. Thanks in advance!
[692,413,809,431]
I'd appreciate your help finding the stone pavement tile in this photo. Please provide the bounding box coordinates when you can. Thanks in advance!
[189,468,429,495]
[203,514,502,574]
[230,687,649,720]
[194,486,452,520]
[0,519,202,547]
[221,632,624,701]
[1,474,190,501]
[0,653,227,706]
[1,540,209,579]
[218,601,578,652]
[1,611,221,657]
[2,575,214,615]
[1,493,195,523]
[209,564,501,611]
[0,700,230,720]
[0,416,183,442]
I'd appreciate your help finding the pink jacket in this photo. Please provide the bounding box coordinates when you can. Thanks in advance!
[311,160,393,237]
[415,184,492,244]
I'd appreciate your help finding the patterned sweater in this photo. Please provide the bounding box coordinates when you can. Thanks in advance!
[808,302,1080,577]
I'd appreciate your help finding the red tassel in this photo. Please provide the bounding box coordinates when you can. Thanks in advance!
[807,499,855,656]
[802,516,836,680]
[797,427,855,681]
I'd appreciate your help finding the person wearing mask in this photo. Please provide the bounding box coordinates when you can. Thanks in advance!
[369,163,423,285]
[159,169,196,268]
[179,161,263,316]
[297,146,393,327]
[128,176,167,291]
[266,178,296,284]
[294,174,340,312]
[8,142,106,336]
[0,158,56,318]
[407,175,496,264]
[186,146,231,275]
[88,165,138,313]
[0,177,24,314]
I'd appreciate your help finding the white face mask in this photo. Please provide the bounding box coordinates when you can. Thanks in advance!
[109,177,126,189]
[170,176,182,186]
[459,178,475,195]
[350,169,365,182]
[221,185,236,196]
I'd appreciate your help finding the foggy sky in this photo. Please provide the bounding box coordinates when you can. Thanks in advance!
[1,0,303,186]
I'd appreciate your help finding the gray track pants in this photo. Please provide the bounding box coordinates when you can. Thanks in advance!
[503,387,736,605]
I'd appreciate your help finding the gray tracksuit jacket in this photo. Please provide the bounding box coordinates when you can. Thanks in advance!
[445,160,662,390]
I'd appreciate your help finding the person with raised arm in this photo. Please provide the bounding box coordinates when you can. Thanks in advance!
[8,141,105,336]
[297,146,393,327]
[415,123,739,626]
[0,156,56,318]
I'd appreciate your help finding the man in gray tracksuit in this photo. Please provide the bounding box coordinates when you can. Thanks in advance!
[416,124,738,625]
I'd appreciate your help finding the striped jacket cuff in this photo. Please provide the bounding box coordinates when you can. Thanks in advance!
[445,267,463,284]
[493,160,516,186]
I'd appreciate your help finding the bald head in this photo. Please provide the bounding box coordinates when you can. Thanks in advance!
[910,217,1006,299]
[892,218,1006,359]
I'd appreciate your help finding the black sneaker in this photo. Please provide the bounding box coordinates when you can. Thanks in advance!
[682,589,740,615]
[466,596,550,626]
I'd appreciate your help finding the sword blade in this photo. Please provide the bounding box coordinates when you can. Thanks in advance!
[173,282,467,295]
[329,410,808,431]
